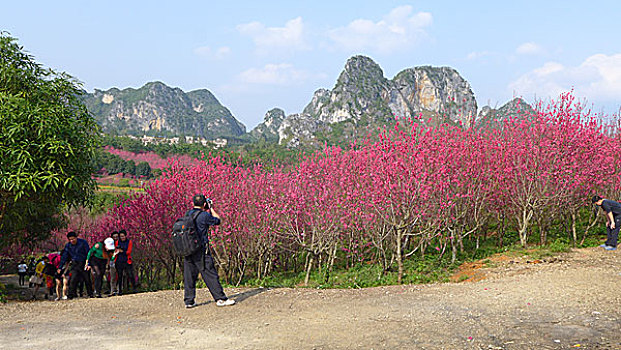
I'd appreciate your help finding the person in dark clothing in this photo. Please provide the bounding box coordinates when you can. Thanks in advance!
[115,230,137,295]
[108,231,120,296]
[183,194,235,308]
[27,258,36,287]
[17,261,27,286]
[57,231,93,298]
[592,195,621,250]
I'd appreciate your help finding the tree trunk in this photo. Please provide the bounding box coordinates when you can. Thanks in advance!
[396,227,403,284]
[537,216,547,246]
[518,208,533,247]
[326,243,338,283]
[304,254,314,286]
[571,212,577,247]
[451,237,457,264]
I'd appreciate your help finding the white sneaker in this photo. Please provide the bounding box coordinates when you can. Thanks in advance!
[54,297,60,301]
[216,299,235,307]
[185,301,197,308]
[61,296,68,300]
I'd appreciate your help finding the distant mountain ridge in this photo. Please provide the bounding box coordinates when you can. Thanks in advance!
[476,97,536,128]
[83,56,535,148]
[251,55,480,147]
[82,81,245,139]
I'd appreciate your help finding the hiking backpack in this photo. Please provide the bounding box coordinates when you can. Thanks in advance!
[171,210,203,257]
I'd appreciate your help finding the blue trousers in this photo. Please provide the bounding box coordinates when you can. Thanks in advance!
[606,218,620,247]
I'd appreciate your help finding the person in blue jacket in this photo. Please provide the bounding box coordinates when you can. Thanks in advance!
[57,231,93,299]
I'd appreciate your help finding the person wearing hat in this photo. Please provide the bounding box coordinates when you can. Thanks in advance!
[592,195,620,250]
[86,237,116,298]
[58,231,93,299]
[182,194,235,308]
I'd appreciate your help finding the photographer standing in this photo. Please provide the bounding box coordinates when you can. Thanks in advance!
[183,194,235,308]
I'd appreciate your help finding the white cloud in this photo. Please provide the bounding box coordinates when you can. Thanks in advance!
[509,53,621,101]
[237,17,310,54]
[516,42,543,55]
[327,5,432,54]
[238,63,318,86]
[194,46,231,60]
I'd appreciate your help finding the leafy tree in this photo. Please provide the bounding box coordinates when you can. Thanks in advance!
[0,33,100,249]
[123,159,136,176]
[136,162,152,178]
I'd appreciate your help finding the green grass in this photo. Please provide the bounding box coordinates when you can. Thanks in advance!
[227,230,607,290]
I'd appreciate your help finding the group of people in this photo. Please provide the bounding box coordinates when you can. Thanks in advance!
[21,230,137,300]
[20,194,235,308]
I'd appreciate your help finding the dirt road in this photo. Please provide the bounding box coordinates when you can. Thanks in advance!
[1,247,620,349]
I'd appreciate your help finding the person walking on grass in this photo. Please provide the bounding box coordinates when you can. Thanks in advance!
[57,231,93,299]
[592,195,620,250]
[183,194,235,308]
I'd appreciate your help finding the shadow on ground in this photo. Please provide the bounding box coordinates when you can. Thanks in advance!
[196,287,269,307]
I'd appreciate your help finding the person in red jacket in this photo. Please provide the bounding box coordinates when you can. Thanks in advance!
[115,230,136,295]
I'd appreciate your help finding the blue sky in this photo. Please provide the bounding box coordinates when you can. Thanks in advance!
[2,1,620,129]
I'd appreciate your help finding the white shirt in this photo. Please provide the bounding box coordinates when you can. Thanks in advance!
[17,264,27,273]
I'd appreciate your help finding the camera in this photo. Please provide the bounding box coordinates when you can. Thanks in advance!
[205,198,213,209]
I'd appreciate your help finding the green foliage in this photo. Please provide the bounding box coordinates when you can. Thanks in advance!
[88,191,127,215]
[123,160,136,175]
[0,282,6,303]
[239,254,454,289]
[135,162,152,178]
[101,134,306,168]
[92,150,129,175]
[92,148,153,178]
[0,33,100,249]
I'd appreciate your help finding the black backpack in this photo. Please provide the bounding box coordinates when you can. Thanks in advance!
[171,210,203,257]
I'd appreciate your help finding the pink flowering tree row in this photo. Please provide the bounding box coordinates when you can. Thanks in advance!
[105,146,200,170]
[79,93,618,287]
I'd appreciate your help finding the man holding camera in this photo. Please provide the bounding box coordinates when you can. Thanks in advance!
[183,194,235,308]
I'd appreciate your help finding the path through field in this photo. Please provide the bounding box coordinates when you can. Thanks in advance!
[1,247,620,349]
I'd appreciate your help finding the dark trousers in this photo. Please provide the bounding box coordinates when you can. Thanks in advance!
[183,248,226,304]
[68,261,92,298]
[90,257,107,296]
[116,261,136,295]
[606,218,620,247]
[18,272,26,286]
